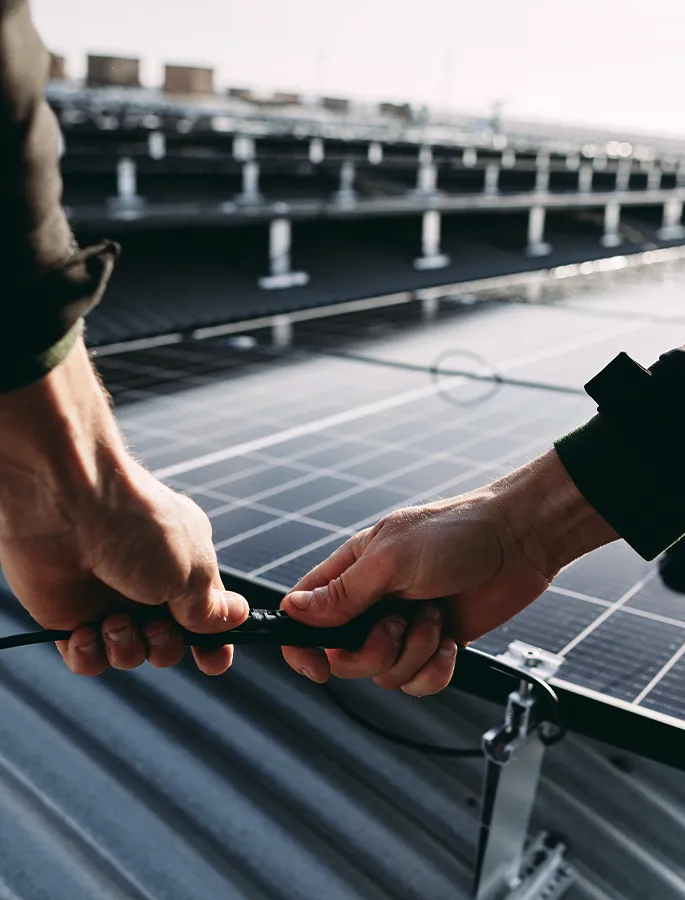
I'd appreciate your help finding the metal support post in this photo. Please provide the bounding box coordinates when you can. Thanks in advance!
[414,210,450,270]
[108,157,144,213]
[615,158,631,192]
[501,149,516,169]
[648,164,662,191]
[236,161,263,205]
[368,142,383,165]
[258,217,310,290]
[657,197,685,240]
[233,135,255,162]
[417,162,438,195]
[463,147,478,168]
[526,206,551,257]
[677,162,685,187]
[309,137,324,164]
[414,147,437,195]
[484,163,500,196]
[421,295,440,319]
[578,163,593,193]
[534,153,550,194]
[272,315,293,347]
[148,131,166,160]
[334,160,357,206]
[473,643,575,900]
[600,201,622,247]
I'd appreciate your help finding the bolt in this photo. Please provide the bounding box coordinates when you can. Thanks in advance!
[523,648,540,668]
[519,649,541,697]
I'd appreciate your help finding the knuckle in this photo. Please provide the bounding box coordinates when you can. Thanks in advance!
[323,575,349,618]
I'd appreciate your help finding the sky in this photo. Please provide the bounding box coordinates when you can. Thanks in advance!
[32,0,685,138]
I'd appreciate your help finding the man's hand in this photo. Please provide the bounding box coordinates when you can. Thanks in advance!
[281,450,618,695]
[0,340,248,676]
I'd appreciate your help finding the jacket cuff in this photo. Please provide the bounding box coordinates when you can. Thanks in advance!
[554,415,685,561]
[0,239,120,393]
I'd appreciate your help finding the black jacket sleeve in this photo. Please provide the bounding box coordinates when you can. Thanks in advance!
[555,347,685,561]
[0,0,118,393]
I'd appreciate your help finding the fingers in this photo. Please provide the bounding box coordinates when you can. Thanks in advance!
[92,485,249,636]
[167,585,248,634]
[327,617,406,679]
[286,534,371,594]
[101,614,147,670]
[400,639,458,697]
[192,644,234,676]
[281,615,407,683]
[281,646,331,683]
[283,603,457,697]
[57,627,108,677]
[282,536,395,628]
[373,604,443,690]
[57,615,187,675]
[142,619,185,669]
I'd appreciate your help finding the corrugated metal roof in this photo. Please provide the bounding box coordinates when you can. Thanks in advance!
[1,592,684,900]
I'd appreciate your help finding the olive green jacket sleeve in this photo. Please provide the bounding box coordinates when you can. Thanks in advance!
[0,0,118,392]
[555,348,685,561]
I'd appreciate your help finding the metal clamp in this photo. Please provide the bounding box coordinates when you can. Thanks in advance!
[473,642,575,900]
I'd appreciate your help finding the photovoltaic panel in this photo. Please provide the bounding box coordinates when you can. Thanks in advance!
[92,333,685,736]
[89,296,685,740]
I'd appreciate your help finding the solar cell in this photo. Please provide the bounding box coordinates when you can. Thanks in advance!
[90,319,685,735]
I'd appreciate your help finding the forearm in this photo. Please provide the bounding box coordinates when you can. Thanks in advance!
[0,339,130,539]
[491,449,620,579]
[0,0,118,393]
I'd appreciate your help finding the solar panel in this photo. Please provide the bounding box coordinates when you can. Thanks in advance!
[93,329,685,735]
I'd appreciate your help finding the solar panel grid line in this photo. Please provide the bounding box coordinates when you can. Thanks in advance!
[557,570,660,657]
[547,584,685,632]
[125,314,599,481]
[207,500,353,540]
[151,383,459,481]
[633,641,685,706]
[177,397,562,527]
[244,409,585,579]
[209,452,467,534]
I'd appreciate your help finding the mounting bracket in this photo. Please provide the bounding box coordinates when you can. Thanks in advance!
[472,642,576,900]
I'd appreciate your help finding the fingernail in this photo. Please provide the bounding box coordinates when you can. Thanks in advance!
[439,641,457,658]
[76,637,97,654]
[384,619,405,639]
[299,667,316,681]
[106,624,133,643]
[147,627,171,647]
[427,605,442,622]
[288,591,313,610]
[214,590,248,623]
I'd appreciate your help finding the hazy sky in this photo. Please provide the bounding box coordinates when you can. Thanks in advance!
[32,0,685,137]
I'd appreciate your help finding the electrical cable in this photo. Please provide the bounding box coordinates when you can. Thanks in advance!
[322,682,484,757]
[0,610,565,754]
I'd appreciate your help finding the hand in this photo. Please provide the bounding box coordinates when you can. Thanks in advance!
[0,341,248,676]
[281,450,618,695]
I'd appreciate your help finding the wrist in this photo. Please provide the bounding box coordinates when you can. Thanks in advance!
[494,449,619,578]
[0,340,130,537]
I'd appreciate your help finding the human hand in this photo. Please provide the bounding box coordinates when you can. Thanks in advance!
[281,451,618,695]
[0,341,248,676]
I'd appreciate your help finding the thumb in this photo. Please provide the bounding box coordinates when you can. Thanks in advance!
[283,547,393,627]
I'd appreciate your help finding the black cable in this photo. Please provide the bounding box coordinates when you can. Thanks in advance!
[0,611,565,753]
[322,682,484,758]
[0,629,71,651]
